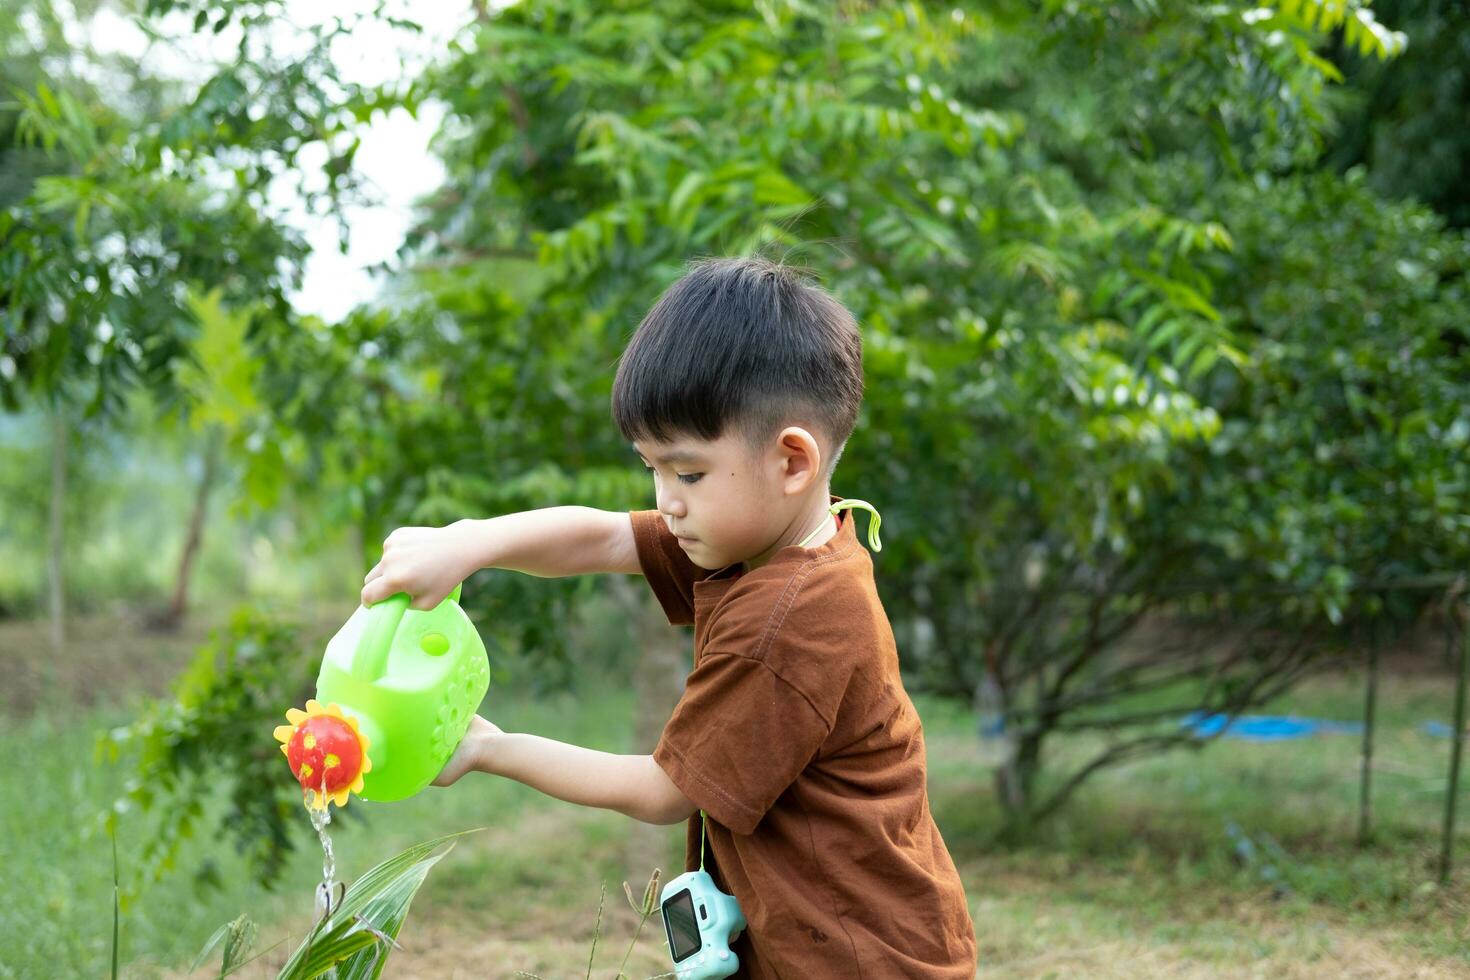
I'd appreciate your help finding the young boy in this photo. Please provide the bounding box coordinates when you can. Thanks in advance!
[360,257,978,977]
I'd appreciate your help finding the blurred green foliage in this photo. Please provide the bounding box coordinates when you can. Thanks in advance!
[96,608,333,896]
[1323,0,1470,227]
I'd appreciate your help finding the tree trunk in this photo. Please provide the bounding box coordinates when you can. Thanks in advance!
[237,523,254,598]
[47,402,66,656]
[158,436,220,631]
[996,730,1043,829]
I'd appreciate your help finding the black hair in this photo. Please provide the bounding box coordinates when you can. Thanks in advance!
[611,256,864,476]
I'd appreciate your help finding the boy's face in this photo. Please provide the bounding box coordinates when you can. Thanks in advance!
[633,426,824,571]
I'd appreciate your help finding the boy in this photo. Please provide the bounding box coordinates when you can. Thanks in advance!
[361,257,978,977]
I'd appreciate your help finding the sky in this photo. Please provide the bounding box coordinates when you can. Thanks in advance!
[80,0,475,321]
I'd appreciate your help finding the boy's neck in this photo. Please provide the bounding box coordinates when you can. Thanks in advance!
[742,489,837,572]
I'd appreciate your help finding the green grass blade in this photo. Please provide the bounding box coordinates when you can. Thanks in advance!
[188,923,231,974]
[111,826,120,980]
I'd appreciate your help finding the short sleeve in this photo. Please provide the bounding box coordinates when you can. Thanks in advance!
[629,509,710,626]
[653,650,832,835]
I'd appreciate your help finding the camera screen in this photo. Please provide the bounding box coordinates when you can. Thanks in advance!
[661,888,702,962]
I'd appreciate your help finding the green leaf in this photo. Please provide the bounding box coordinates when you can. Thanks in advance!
[667,171,706,225]
[275,829,483,979]
[1185,344,1219,381]
[1146,318,1187,352]
[752,168,810,207]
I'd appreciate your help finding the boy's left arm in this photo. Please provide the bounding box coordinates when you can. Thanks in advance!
[436,714,698,826]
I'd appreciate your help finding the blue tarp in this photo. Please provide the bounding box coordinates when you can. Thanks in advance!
[1181,712,1363,741]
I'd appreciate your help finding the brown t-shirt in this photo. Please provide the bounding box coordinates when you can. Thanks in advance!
[632,499,978,979]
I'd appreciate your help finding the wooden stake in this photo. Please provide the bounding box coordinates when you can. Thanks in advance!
[1357,621,1380,847]
[1439,596,1468,885]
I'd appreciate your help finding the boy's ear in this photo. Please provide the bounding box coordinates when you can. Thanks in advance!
[775,426,823,496]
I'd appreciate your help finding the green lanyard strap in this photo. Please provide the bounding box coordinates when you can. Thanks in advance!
[797,498,883,551]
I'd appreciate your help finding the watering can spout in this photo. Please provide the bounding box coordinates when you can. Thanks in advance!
[273,700,373,810]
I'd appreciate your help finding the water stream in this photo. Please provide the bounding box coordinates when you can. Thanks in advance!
[308,771,343,926]
[305,772,344,979]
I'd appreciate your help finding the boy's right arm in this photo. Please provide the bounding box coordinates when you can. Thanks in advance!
[474,505,640,577]
[361,506,641,609]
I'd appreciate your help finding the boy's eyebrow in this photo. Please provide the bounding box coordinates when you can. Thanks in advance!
[632,444,707,465]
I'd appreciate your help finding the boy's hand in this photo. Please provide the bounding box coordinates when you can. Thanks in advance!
[362,521,478,610]
[432,714,502,788]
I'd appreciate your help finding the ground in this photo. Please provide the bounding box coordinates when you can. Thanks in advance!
[2,608,1468,978]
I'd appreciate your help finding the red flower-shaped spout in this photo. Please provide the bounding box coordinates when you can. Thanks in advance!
[273,699,373,810]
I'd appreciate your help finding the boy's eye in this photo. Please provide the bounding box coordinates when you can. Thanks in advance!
[640,463,700,485]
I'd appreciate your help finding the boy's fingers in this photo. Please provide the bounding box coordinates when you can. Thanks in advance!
[364,560,383,584]
[410,593,440,612]
[361,578,396,607]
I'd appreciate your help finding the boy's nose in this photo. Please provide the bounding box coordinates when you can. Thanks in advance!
[657,487,686,519]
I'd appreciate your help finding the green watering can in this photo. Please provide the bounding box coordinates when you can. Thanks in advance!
[273,584,490,809]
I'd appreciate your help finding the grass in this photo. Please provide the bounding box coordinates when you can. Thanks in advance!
[2,612,1469,978]
[924,667,1470,975]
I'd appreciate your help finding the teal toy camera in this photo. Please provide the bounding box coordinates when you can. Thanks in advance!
[660,867,745,979]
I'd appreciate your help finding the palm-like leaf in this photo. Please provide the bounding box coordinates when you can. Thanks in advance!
[274,827,484,980]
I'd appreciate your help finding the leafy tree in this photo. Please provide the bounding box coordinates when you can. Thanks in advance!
[385,0,1454,823]
[0,0,394,636]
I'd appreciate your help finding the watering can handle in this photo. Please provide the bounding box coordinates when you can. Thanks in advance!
[354,583,464,680]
